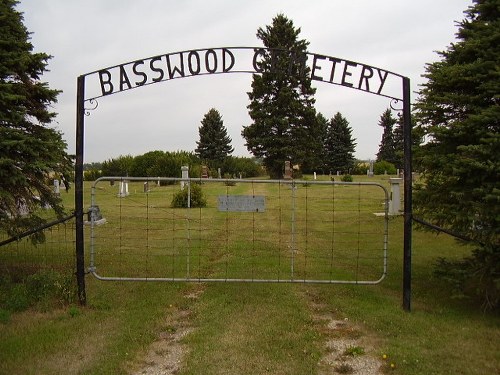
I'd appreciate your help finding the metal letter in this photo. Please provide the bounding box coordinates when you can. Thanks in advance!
[328,57,342,82]
[132,60,147,86]
[150,56,165,82]
[222,48,235,72]
[188,51,201,75]
[98,69,113,96]
[119,65,132,91]
[205,49,218,73]
[377,69,389,94]
[341,61,357,87]
[311,54,326,81]
[358,65,374,92]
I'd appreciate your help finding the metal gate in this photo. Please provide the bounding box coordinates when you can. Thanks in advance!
[88,177,389,284]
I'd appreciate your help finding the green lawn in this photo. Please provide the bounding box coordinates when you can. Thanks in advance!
[0,176,498,375]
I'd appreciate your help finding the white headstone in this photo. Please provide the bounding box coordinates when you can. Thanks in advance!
[181,166,189,189]
[54,179,60,195]
[118,180,129,197]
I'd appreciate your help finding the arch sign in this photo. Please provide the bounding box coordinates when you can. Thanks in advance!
[75,47,413,310]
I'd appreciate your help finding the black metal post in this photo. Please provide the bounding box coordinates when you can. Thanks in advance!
[75,75,86,305]
[402,77,412,312]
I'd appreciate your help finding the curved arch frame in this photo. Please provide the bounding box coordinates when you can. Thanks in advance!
[75,47,413,311]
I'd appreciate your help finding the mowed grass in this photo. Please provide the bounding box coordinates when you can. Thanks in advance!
[0,176,498,375]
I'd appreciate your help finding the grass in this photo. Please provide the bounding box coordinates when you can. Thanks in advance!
[0,175,498,374]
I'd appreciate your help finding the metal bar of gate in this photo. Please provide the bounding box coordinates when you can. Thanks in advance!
[88,177,389,285]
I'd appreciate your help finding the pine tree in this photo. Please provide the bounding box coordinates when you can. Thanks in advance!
[242,14,316,178]
[195,108,233,167]
[0,0,72,242]
[301,112,328,174]
[392,115,405,170]
[376,108,398,166]
[324,112,357,174]
[414,0,499,309]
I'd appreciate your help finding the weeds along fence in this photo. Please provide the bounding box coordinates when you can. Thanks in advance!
[89,177,389,284]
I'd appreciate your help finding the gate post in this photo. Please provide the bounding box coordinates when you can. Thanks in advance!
[402,77,412,312]
[75,75,86,305]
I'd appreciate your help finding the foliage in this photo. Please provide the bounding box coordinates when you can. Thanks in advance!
[373,160,396,175]
[220,156,264,178]
[350,161,369,175]
[434,245,499,311]
[170,183,207,208]
[195,108,234,168]
[101,154,134,177]
[376,109,399,166]
[413,0,499,308]
[301,112,328,174]
[242,14,317,178]
[341,174,353,182]
[0,0,72,243]
[324,112,357,174]
[0,269,76,314]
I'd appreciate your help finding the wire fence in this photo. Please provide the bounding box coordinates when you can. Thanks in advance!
[89,177,389,284]
[0,216,76,279]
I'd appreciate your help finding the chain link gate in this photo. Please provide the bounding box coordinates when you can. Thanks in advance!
[88,177,389,284]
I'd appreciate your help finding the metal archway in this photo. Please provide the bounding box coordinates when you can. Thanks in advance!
[75,47,412,310]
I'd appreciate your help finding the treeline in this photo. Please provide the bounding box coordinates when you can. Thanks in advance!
[83,151,264,181]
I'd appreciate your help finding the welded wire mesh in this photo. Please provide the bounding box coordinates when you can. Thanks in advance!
[89,177,388,284]
[0,218,76,276]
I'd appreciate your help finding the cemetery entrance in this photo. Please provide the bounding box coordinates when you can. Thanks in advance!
[76,47,413,310]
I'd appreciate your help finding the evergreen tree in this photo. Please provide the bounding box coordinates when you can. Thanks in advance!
[242,14,316,178]
[414,0,499,309]
[0,0,72,242]
[376,108,398,165]
[392,115,405,170]
[301,112,328,174]
[324,112,357,174]
[195,108,233,167]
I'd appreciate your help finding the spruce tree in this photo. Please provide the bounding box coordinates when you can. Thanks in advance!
[324,112,357,174]
[414,0,499,309]
[242,14,316,178]
[301,112,328,174]
[0,0,72,242]
[375,108,398,166]
[195,108,233,167]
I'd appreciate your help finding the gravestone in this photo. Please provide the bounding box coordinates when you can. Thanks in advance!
[181,166,189,189]
[54,179,60,195]
[201,165,208,178]
[118,180,129,197]
[367,160,374,177]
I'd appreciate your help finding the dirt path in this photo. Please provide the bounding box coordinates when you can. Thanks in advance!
[129,285,384,375]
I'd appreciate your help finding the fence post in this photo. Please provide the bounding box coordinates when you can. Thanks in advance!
[75,75,86,305]
[402,77,412,312]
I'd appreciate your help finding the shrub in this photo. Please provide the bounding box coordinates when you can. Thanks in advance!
[341,174,353,182]
[373,160,397,175]
[434,245,499,311]
[171,183,207,208]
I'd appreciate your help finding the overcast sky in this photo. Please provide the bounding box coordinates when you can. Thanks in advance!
[17,0,471,163]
